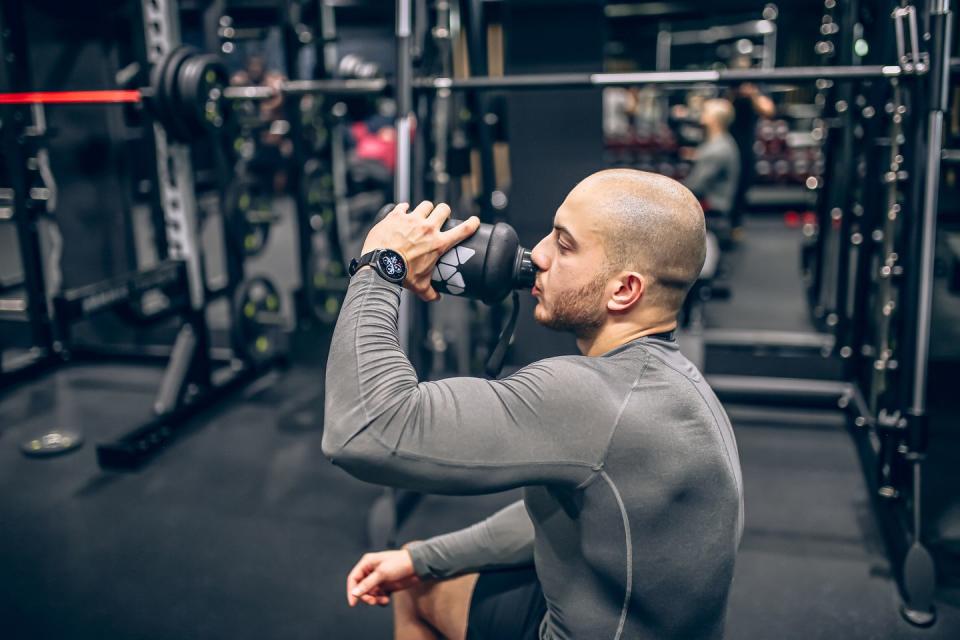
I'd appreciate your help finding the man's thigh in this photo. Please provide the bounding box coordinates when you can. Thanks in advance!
[465,567,547,640]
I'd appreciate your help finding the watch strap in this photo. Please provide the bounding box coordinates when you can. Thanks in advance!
[349,250,377,276]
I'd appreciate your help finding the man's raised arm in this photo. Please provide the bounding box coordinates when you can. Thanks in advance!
[321,268,607,494]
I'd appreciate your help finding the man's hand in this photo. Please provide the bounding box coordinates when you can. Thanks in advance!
[346,549,422,607]
[738,82,760,98]
[361,201,480,301]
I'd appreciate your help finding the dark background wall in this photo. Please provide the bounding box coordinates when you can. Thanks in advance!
[503,0,605,365]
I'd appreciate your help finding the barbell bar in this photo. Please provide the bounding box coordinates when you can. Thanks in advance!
[1,48,951,145]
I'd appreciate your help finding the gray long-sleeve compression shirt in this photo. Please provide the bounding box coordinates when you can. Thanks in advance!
[323,269,744,640]
[683,133,741,216]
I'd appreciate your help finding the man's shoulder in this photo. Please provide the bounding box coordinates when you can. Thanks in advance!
[719,133,740,154]
[522,347,651,380]
[506,353,625,382]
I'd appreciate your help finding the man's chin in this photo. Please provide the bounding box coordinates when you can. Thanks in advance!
[533,305,562,332]
[533,303,549,326]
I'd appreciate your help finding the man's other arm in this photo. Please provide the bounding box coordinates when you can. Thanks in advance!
[406,500,535,579]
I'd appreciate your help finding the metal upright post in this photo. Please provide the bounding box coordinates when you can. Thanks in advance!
[283,0,320,323]
[396,0,415,356]
[0,0,54,359]
[461,0,498,222]
[396,0,414,206]
[140,0,213,409]
[897,0,953,627]
[825,0,860,345]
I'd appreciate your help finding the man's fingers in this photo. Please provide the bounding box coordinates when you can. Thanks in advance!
[389,203,410,218]
[347,555,375,588]
[440,216,481,250]
[426,202,451,226]
[419,286,440,303]
[411,201,434,218]
[346,555,379,606]
[351,569,385,599]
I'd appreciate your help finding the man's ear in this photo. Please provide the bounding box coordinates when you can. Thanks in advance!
[607,272,645,312]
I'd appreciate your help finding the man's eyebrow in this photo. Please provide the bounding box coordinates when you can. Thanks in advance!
[553,224,578,246]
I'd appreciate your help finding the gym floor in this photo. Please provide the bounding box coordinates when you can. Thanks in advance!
[2,215,959,640]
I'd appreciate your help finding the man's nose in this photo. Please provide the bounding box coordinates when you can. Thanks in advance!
[531,236,550,271]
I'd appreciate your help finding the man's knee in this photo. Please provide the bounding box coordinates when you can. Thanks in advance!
[393,585,418,617]
[399,574,478,640]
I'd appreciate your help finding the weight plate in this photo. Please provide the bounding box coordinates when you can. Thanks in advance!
[309,252,348,324]
[178,53,229,137]
[225,177,275,257]
[232,276,285,364]
[20,430,84,458]
[150,47,183,136]
[161,46,197,141]
[177,54,205,136]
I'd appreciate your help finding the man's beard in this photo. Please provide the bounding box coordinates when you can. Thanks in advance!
[534,272,608,339]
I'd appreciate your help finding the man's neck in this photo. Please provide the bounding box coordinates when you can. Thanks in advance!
[577,319,678,357]
[705,125,726,140]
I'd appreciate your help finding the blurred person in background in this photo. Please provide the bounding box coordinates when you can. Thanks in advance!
[683,98,740,242]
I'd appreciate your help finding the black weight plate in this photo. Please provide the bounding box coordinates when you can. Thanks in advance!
[189,55,230,136]
[163,46,197,141]
[174,53,229,137]
[232,276,285,364]
[149,47,185,135]
[179,54,219,137]
[155,46,187,137]
[224,176,273,257]
[309,252,348,324]
[149,50,172,125]
[176,54,205,136]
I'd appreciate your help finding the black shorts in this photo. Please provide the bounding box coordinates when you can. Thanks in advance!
[466,567,547,640]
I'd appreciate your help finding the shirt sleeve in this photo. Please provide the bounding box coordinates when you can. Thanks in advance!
[321,269,609,494]
[406,500,535,579]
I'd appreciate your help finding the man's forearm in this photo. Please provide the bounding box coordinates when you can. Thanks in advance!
[406,500,535,579]
[321,268,416,473]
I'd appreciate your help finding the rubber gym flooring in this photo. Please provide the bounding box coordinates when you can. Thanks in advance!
[2,215,959,639]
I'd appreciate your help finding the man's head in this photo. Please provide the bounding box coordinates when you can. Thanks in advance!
[700,98,735,132]
[246,54,266,85]
[530,169,706,340]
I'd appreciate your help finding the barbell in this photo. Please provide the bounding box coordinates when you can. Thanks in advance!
[0,44,926,144]
[0,47,385,142]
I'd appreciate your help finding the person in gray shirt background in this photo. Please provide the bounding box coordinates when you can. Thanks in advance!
[683,98,741,231]
[322,169,743,639]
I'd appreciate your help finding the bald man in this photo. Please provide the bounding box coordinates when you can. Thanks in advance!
[684,98,741,222]
[322,170,743,640]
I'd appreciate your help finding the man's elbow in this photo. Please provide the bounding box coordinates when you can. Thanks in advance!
[321,391,368,460]
[320,414,379,469]
[320,428,343,461]
[320,426,395,487]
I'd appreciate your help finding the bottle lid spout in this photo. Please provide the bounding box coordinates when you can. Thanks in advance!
[514,249,537,289]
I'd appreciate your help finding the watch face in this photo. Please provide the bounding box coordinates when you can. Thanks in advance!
[377,250,407,282]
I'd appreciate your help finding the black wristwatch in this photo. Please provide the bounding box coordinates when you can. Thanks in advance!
[349,248,408,284]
